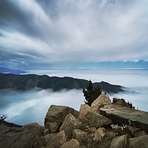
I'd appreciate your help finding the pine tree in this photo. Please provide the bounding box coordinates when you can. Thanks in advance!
[83,80,102,106]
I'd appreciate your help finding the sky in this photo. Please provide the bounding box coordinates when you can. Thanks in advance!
[0,0,148,70]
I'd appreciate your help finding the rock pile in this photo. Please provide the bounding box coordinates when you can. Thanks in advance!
[0,94,148,148]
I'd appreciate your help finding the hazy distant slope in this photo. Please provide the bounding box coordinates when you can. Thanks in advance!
[0,73,124,93]
[0,67,26,74]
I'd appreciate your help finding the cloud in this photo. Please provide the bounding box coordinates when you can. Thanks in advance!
[1,86,148,125]
[0,69,148,125]
[0,89,84,125]
[0,0,148,69]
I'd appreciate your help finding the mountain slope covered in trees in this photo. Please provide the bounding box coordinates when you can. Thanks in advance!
[0,73,124,93]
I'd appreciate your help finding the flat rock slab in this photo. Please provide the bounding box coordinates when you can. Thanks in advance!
[99,104,148,132]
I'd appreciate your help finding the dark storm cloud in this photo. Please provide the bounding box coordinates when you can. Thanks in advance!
[0,0,40,37]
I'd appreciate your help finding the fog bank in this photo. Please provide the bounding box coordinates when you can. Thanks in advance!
[0,69,148,125]
[0,89,84,125]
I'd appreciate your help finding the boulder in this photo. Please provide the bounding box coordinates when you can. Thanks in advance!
[105,130,116,139]
[0,122,44,148]
[93,127,106,142]
[44,133,56,145]
[134,130,148,137]
[23,122,44,135]
[84,111,112,128]
[112,98,134,109]
[45,130,66,148]
[73,129,87,143]
[0,121,21,136]
[2,98,148,148]
[91,94,111,113]
[127,125,140,136]
[88,127,97,133]
[128,135,148,148]
[78,104,90,120]
[44,105,79,133]
[60,113,82,139]
[99,104,148,132]
[61,139,80,148]
[127,125,147,137]
[44,128,49,136]
[110,134,128,148]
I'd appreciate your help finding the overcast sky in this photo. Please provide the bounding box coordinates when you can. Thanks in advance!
[0,0,148,69]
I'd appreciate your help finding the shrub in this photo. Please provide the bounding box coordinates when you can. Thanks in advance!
[112,98,135,109]
[0,114,7,121]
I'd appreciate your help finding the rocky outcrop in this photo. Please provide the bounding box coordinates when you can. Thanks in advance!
[45,130,66,148]
[78,104,90,120]
[44,105,79,133]
[60,113,82,139]
[72,129,87,143]
[110,134,128,148]
[93,127,106,142]
[1,94,148,148]
[99,104,148,132]
[128,135,148,148]
[90,94,111,113]
[83,111,112,128]
[113,98,135,109]
[0,122,44,148]
[61,139,80,148]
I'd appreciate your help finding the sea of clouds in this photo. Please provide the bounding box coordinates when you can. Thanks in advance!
[0,69,148,125]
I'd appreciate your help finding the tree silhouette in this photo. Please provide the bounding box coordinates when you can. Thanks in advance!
[0,114,7,121]
[83,80,102,106]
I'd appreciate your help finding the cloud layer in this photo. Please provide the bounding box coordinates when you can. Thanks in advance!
[0,89,84,125]
[0,0,148,69]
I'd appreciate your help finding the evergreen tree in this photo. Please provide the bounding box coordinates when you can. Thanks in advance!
[83,80,102,106]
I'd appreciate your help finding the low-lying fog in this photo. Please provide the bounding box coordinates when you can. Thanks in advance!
[0,89,84,125]
[0,86,148,126]
[0,69,148,125]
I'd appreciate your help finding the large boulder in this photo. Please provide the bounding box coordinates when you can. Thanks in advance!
[78,104,90,120]
[45,130,66,148]
[93,127,106,142]
[44,105,79,133]
[128,135,148,148]
[0,122,44,148]
[91,94,111,113]
[0,121,21,136]
[73,129,87,144]
[127,125,140,136]
[60,113,82,139]
[110,134,128,148]
[99,104,148,132]
[83,111,112,128]
[23,123,44,135]
[134,130,148,137]
[61,139,80,148]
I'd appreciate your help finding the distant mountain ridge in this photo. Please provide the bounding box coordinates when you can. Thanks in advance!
[0,67,26,74]
[23,60,148,70]
[1,60,148,71]
[0,73,124,94]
